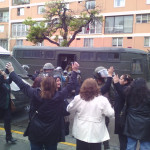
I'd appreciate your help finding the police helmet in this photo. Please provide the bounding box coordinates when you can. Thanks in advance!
[63,70,68,75]
[55,66,62,72]
[43,63,54,70]
[94,66,108,79]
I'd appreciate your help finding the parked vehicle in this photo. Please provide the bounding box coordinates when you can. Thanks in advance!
[13,46,150,81]
[0,46,32,112]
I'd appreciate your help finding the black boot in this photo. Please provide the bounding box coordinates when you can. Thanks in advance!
[6,135,17,144]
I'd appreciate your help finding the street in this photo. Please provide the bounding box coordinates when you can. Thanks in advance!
[0,108,120,150]
[0,104,141,150]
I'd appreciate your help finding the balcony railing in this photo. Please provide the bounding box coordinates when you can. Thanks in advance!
[12,0,30,6]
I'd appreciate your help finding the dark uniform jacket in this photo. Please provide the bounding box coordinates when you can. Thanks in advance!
[9,71,77,144]
[100,77,115,107]
[124,95,150,141]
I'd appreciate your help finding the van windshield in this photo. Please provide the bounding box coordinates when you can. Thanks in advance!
[0,54,28,78]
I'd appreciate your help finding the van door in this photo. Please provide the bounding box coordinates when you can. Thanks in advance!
[57,54,76,70]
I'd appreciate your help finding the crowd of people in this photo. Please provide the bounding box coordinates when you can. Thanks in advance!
[0,61,150,150]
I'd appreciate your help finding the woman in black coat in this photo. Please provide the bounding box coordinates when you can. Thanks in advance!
[0,70,16,143]
[113,74,133,150]
[6,62,79,150]
[124,78,150,150]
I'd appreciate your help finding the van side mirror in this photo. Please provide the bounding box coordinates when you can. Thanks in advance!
[22,65,30,71]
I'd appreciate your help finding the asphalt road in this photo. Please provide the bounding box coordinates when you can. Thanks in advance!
[0,108,120,150]
[0,99,141,150]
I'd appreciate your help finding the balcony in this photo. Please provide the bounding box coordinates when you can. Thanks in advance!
[12,0,30,6]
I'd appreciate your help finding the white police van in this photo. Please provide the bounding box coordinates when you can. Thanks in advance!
[0,46,32,112]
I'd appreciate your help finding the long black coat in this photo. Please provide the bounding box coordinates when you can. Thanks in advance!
[124,95,150,141]
[113,82,129,134]
[9,71,77,144]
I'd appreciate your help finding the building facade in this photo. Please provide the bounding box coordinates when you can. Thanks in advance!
[0,0,150,51]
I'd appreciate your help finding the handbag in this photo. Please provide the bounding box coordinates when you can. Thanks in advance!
[10,99,16,112]
[23,110,38,137]
[23,101,47,137]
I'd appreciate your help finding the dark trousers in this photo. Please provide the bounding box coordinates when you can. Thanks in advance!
[0,107,12,136]
[102,117,110,150]
[76,139,101,150]
[30,142,57,150]
[118,134,127,150]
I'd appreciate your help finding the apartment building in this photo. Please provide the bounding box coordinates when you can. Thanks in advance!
[0,0,150,51]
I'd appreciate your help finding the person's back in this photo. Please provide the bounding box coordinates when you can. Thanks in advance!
[67,78,114,150]
[124,78,150,150]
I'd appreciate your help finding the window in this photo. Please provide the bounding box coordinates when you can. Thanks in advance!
[17,8,24,16]
[0,25,4,32]
[80,52,94,61]
[84,38,93,47]
[0,39,8,50]
[112,37,123,47]
[105,15,133,34]
[108,52,120,61]
[16,39,23,45]
[23,50,42,58]
[136,14,150,23]
[36,42,44,46]
[0,11,9,22]
[12,0,30,5]
[59,38,63,46]
[144,37,150,47]
[132,59,142,74]
[82,20,102,34]
[38,6,45,14]
[12,23,28,37]
[0,0,4,2]
[86,1,95,9]
[114,0,125,7]
[146,0,150,4]
[44,51,54,59]
[96,52,108,61]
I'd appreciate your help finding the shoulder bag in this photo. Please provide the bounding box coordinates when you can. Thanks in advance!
[23,101,46,137]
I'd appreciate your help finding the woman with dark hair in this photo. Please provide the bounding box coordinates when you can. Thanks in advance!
[6,62,79,150]
[32,76,43,88]
[113,74,133,150]
[124,78,150,150]
[67,78,114,150]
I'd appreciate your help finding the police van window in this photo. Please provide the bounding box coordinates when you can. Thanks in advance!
[96,52,108,61]
[108,52,120,61]
[80,52,94,61]
[23,50,42,58]
[44,51,54,59]
[14,50,22,58]
[132,59,143,74]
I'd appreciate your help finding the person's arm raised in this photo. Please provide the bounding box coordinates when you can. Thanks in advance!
[6,62,37,99]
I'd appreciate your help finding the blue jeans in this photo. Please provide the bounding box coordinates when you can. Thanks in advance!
[127,137,150,150]
[30,142,57,150]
